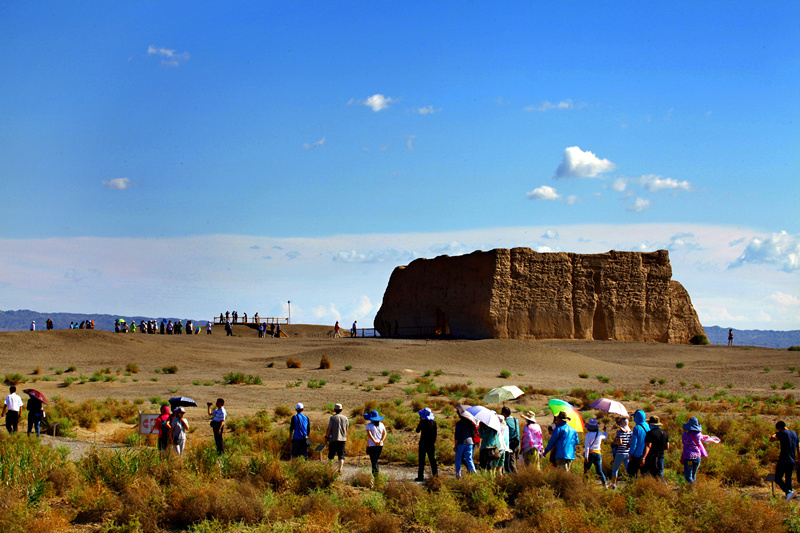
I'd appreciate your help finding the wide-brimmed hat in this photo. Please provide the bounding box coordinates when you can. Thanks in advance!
[586,418,599,431]
[334,403,343,411]
[368,410,384,422]
[418,408,435,421]
[175,407,186,414]
[648,415,661,425]
[683,416,702,432]
[363,411,371,421]
[521,411,537,423]
[556,411,571,421]
[295,403,304,411]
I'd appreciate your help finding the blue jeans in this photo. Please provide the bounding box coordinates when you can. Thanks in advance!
[584,453,607,484]
[27,412,43,437]
[611,453,629,478]
[455,443,476,476]
[683,457,701,484]
[647,456,665,480]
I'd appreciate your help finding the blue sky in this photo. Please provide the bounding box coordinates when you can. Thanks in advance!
[1,2,798,330]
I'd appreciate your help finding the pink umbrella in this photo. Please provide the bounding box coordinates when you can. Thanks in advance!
[589,398,629,418]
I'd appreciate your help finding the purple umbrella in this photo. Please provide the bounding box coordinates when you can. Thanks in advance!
[588,398,629,418]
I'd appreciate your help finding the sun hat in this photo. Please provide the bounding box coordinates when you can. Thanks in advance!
[364,411,371,421]
[368,410,384,422]
[334,403,343,411]
[556,411,571,421]
[418,408,435,421]
[586,418,599,431]
[617,417,629,428]
[295,403,304,411]
[683,417,702,432]
[521,411,537,423]
[648,415,661,425]
[175,407,185,414]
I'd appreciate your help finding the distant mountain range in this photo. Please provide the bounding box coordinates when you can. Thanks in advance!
[0,309,200,332]
[703,325,800,349]
[1,309,798,348]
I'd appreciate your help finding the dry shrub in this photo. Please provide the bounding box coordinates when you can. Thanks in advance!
[448,473,506,517]
[349,469,374,488]
[684,480,788,533]
[18,508,72,533]
[383,480,424,509]
[213,481,264,524]
[364,512,401,533]
[543,468,601,508]
[45,462,79,497]
[274,404,293,418]
[298,491,340,525]
[248,454,289,491]
[496,464,546,502]
[627,475,675,507]
[114,476,165,533]
[291,460,337,493]
[68,480,120,523]
[286,358,302,369]
[514,485,564,517]
[164,479,264,527]
[319,354,332,369]
[435,512,494,533]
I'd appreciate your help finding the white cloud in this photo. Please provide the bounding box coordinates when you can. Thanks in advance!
[731,231,800,272]
[102,177,133,190]
[407,135,416,151]
[524,99,580,112]
[564,195,579,205]
[536,246,555,253]
[333,249,416,264]
[414,106,438,115]
[526,185,561,201]
[542,229,559,240]
[147,45,189,67]
[771,292,800,307]
[430,241,469,256]
[639,174,693,192]
[611,178,627,192]
[302,137,325,149]
[627,197,651,212]
[363,94,395,112]
[554,146,616,179]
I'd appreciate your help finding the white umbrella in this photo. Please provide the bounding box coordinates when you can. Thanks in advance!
[455,404,480,427]
[465,405,502,432]
[588,398,629,418]
[483,385,525,404]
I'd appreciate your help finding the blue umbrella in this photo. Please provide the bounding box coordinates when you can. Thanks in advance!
[168,397,197,408]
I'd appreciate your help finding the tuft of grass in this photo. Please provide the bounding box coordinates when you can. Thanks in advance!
[60,377,78,387]
[596,375,611,384]
[787,345,800,351]
[782,381,796,390]
[32,366,42,376]
[161,365,178,374]
[726,382,734,389]
[434,369,443,376]
[125,363,138,374]
[66,365,77,372]
[499,369,511,379]
[764,366,771,373]
[267,362,275,368]
[690,334,709,345]
[579,373,589,379]
[319,354,332,369]
[676,362,685,369]
[771,384,779,390]
[693,383,702,389]
[286,358,302,369]
[382,370,391,376]
[55,369,64,376]
[224,372,263,385]
[388,373,402,384]
[274,404,293,417]
[658,378,667,385]
[344,365,353,371]
[307,379,327,389]
[4,373,27,385]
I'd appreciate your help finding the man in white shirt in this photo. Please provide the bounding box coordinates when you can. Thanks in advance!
[2,386,23,434]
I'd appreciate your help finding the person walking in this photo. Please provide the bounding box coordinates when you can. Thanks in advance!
[454,409,477,478]
[325,403,349,472]
[26,394,45,438]
[415,408,438,481]
[334,321,340,338]
[543,411,579,471]
[171,407,189,455]
[770,420,800,501]
[627,410,650,477]
[502,406,521,473]
[225,320,232,336]
[208,398,226,454]
[610,416,632,489]
[640,415,670,484]
[351,321,357,337]
[366,410,387,476]
[2,386,23,434]
[680,416,720,486]
[290,403,310,459]
[478,421,501,472]
[520,411,544,468]
[583,418,608,487]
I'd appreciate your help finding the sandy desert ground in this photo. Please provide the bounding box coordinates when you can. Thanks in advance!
[1,325,796,434]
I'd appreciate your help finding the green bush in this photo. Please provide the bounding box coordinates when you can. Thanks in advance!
[789,346,800,352]
[499,369,511,379]
[690,334,709,345]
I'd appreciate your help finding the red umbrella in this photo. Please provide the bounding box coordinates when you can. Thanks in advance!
[22,389,48,404]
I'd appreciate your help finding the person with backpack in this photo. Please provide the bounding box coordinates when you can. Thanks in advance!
[502,406,520,473]
[290,403,310,459]
[610,416,632,489]
[208,398,227,454]
[680,416,720,486]
[150,405,172,453]
[520,411,544,468]
[627,410,650,476]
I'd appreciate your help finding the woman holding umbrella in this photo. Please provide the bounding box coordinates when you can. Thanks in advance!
[478,421,502,472]
[24,390,46,437]
[171,407,189,455]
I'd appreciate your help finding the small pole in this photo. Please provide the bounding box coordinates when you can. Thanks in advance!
[288,301,291,324]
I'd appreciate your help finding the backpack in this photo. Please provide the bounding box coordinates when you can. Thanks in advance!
[472,422,481,445]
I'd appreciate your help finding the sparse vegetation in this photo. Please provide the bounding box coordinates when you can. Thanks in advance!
[224,372,263,385]
[319,354,331,369]
[690,334,709,345]
[764,366,771,373]
[124,363,138,374]
[676,362,685,368]
[788,346,800,351]
[161,365,178,374]
[499,369,511,379]
[345,365,353,371]
[307,378,327,389]
[596,375,610,383]
[579,373,589,379]
[286,358,302,368]
[4,373,27,385]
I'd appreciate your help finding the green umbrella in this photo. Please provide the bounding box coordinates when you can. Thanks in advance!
[483,385,525,404]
